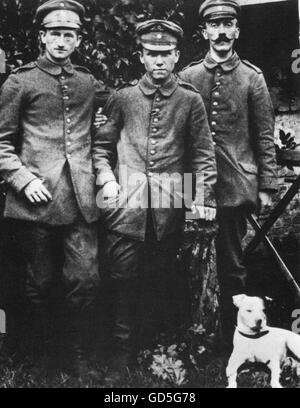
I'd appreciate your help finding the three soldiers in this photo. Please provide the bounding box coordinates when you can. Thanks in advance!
[0,0,278,384]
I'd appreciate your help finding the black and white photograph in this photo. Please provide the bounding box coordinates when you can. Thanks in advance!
[0,0,299,390]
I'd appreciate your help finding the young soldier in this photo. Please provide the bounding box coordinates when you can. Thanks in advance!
[93,19,217,385]
[0,0,108,378]
[180,0,278,343]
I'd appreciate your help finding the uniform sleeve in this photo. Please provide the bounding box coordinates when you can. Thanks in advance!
[188,93,217,208]
[92,91,122,187]
[250,73,278,192]
[91,75,111,109]
[0,74,37,192]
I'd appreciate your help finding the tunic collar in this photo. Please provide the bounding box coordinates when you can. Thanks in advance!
[204,51,240,72]
[36,55,74,76]
[139,74,178,97]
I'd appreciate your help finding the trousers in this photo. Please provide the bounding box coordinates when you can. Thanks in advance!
[13,217,100,313]
[103,213,189,350]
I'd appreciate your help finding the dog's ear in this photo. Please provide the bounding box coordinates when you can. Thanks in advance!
[232,294,247,308]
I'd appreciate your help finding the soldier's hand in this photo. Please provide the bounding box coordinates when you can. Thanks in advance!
[94,108,108,128]
[24,179,52,204]
[191,204,216,221]
[102,180,120,200]
[258,191,273,213]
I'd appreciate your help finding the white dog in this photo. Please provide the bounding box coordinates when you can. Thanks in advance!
[226,294,300,388]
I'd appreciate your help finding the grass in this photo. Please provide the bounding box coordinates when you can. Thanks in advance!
[1,332,300,388]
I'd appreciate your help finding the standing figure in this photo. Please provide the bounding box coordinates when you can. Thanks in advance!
[180,0,278,342]
[0,0,107,379]
[93,19,217,385]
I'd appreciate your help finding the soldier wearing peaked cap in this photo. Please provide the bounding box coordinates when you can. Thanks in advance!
[0,0,109,379]
[180,0,278,343]
[93,19,217,385]
[35,0,85,28]
[199,0,240,21]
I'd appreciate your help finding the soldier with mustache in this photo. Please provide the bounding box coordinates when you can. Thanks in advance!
[180,0,278,345]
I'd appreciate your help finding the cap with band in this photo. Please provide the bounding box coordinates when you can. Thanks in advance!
[136,19,183,51]
[35,0,85,29]
[199,0,241,21]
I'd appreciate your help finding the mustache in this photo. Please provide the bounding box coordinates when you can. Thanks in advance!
[214,35,232,44]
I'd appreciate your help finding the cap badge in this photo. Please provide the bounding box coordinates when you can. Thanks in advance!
[60,2,65,7]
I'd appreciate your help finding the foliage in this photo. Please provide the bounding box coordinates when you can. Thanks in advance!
[0,0,207,87]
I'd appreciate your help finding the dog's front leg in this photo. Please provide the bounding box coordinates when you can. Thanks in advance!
[226,352,245,388]
[269,360,283,388]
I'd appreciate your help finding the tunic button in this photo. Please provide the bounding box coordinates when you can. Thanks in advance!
[214,92,220,97]
[148,172,153,177]
[213,141,216,146]
[63,96,70,100]
[150,161,154,166]
[211,131,216,136]
[150,150,156,155]
[67,129,71,134]
[152,128,158,133]
[213,102,218,106]
[212,111,217,115]
[67,118,71,123]
[65,107,70,112]
[66,153,71,159]
[154,118,159,123]
[216,72,221,77]
[216,82,221,86]
[211,121,216,126]
[151,140,156,145]
[156,97,161,102]
[60,76,65,80]
[67,142,71,147]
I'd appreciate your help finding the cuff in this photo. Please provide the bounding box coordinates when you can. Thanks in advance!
[7,167,37,193]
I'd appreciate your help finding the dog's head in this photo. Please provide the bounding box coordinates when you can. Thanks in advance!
[233,294,271,333]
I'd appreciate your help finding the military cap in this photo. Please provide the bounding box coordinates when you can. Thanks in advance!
[35,0,85,29]
[199,0,241,21]
[136,19,183,51]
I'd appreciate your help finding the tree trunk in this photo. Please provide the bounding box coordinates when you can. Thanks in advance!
[180,220,220,336]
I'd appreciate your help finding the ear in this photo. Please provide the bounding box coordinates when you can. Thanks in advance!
[76,34,82,48]
[40,30,46,45]
[234,27,240,40]
[175,49,180,63]
[232,294,247,308]
[139,50,144,65]
[201,27,208,40]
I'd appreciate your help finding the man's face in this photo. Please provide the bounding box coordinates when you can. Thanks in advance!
[40,29,81,63]
[140,48,180,83]
[202,18,239,55]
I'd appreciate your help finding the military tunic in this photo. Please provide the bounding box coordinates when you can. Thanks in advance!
[93,73,217,241]
[0,55,109,310]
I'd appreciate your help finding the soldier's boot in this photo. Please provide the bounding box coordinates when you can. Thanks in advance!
[104,279,138,386]
[25,304,56,375]
[66,314,104,383]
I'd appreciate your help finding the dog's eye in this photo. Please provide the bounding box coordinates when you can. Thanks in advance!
[246,310,252,313]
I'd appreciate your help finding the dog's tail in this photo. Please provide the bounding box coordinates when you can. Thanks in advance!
[286,331,300,360]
